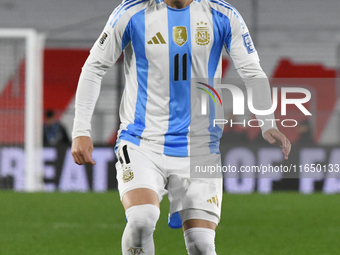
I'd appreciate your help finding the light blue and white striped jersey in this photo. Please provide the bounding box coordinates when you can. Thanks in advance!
[90,0,259,157]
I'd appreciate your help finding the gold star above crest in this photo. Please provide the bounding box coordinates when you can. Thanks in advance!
[197,21,208,26]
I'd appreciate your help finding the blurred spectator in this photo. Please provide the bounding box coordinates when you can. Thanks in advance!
[43,110,71,146]
[296,119,314,145]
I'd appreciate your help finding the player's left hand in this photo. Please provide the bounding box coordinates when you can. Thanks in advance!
[263,128,291,160]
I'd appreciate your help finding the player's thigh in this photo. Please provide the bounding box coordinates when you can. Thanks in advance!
[182,219,217,231]
[116,141,167,210]
[167,153,223,224]
[122,188,159,210]
[179,208,218,231]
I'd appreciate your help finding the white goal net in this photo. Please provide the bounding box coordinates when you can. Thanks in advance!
[0,29,44,191]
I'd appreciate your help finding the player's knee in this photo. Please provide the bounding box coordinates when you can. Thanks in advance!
[184,228,217,255]
[125,204,160,240]
[187,241,215,255]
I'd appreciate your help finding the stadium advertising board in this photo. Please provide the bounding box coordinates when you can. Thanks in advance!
[0,143,339,194]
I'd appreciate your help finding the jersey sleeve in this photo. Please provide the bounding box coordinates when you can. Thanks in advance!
[237,63,278,135]
[89,6,132,65]
[225,10,259,69]
[72,5,132,139]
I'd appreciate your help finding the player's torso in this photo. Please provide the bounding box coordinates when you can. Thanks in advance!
[126,0,225,82]
[119,0,228,156]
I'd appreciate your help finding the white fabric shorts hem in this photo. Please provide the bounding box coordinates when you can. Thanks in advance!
[119,185,165,202]
[179,208,219,225]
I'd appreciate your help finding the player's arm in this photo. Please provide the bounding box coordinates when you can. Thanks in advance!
[72,10,130,165]
[226,10,291,159]
[237,63,291,160]
[71,56,111,165]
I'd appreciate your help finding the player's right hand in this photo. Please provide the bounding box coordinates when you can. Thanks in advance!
[71,136,96,165]
[263,128,291,160]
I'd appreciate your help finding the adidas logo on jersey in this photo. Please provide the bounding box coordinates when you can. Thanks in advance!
[147,32,166,44]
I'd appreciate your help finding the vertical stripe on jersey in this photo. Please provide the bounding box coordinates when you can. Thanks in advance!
[125,9,148,146]
[206,8,231,153]
[208,9,227,78]
[122,25,131,50]
[142,5,170,147]
[164,6,192,156]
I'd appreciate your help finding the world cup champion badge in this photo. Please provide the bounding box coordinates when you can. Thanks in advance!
[173,26,187,46]
[195,21,210,46]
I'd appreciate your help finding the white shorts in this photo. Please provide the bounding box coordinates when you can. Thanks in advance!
[115,140,223,223]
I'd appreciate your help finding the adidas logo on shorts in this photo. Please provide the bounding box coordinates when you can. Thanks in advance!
[207,195,219,208]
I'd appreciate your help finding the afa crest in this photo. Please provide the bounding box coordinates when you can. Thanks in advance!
[122,167,134,183]
[173,26,187,46]
[195,21,210,46]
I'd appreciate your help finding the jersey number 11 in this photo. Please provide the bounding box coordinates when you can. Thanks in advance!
[174,53,187,81]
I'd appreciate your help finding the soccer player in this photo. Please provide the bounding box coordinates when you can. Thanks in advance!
[71,0,291,254]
